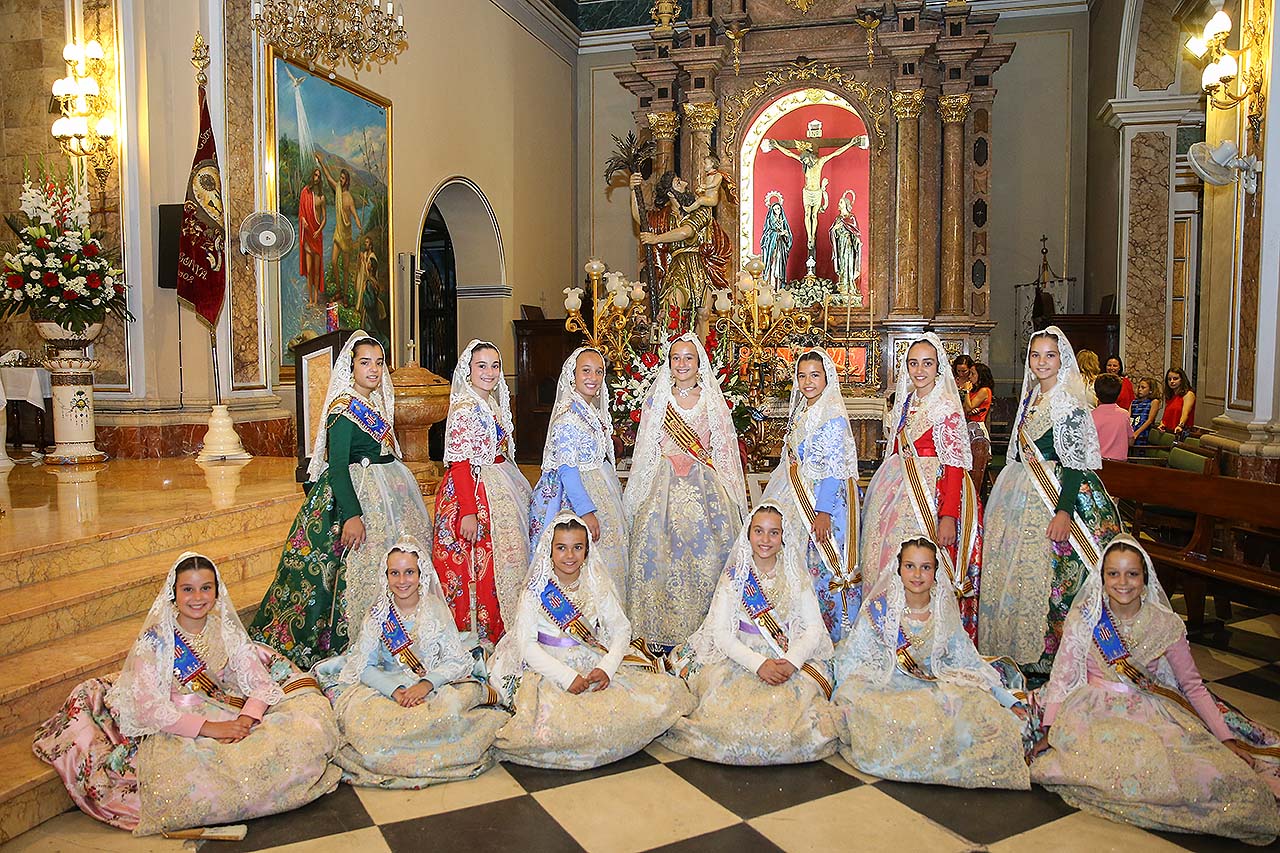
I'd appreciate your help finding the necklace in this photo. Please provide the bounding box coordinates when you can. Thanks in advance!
[904,604,931,616]
[176,619,227,672]
[676,384,699,399]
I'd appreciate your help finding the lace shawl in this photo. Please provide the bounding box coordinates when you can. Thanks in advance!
[836,541,998,692]
[542,346,614,471]
[1012,326,1102,471]
[443,339,517,465]
[621,332,746,518]
[888,333,971,469]
[1040,534,1183,707]
[337,536,472,685]
[784,348,859,482]
[306,330,401,483]
[105,552,284,737]
[686,501,835,666]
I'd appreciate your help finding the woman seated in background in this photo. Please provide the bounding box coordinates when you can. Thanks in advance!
[662,503,839,765]
[317,538,506,788]
[488,514,693,770]
[35,554,339,836]
[1161,367,1197,437]
[834,537,1033,790]
[1103,355,1135,410]
[1032,535,1280,844]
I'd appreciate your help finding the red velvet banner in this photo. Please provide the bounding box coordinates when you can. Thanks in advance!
[176,85,228,329]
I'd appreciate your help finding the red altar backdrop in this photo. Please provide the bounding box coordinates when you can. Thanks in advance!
[750,100,871,301]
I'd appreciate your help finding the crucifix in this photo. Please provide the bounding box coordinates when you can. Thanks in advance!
[762,121,869,269]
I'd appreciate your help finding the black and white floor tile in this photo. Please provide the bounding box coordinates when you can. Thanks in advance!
[10,610,1280,853]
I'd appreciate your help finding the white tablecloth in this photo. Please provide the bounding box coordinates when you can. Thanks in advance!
[0,366,52,410]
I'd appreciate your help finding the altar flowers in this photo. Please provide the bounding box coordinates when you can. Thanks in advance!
[487,513,694,770]
[315,538,507,788]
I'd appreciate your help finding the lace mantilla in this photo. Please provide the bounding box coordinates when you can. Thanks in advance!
[444,339,517,465]
[542,347,614,471]
[785,348,859,482]
[888,333,971,469]
[307,330,401,483]
[1012,326,1102,471]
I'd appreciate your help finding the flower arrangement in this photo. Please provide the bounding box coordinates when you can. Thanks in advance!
[1,167,130,333]
[786,274,836,309]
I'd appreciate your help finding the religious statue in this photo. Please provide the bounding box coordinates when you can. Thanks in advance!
[630,169,731,331]
[759,191,793,290]
[762,126,869,261]
[829,189,863,305]
[682,154,738,215]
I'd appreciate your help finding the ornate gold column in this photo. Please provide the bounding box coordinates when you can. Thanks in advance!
[682,101,719,170]
[938,92,970,317]
[891,89,924,315]
[647,111,679,176]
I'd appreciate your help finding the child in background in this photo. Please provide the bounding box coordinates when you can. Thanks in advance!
[1130,377,1161,446]
[1091,374,1133,461]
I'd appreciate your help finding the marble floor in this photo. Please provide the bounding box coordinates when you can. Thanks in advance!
[9,609,1280,853]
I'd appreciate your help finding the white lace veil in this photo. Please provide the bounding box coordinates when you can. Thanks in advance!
[542,346,614,470]
[1040,533,1178,707]
[306,331,400,483]
[1013,326,1102,470]
[785,348,859,481]
[622,332,746,517]
[888,333,972,468]
[686,501,835,666]
[836,538,998,691]
[106,552,284,737]
[444,339,516,465]
[337,535,468,685]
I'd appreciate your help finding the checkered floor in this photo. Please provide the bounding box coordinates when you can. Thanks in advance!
[11,610,1280,853]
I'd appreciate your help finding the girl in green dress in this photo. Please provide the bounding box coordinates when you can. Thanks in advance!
[250,332,434,668]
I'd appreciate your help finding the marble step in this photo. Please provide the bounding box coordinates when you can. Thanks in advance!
[0,522,289,659]
[0,489,301,593]
[0,727,70,845]
[0,573,272,739]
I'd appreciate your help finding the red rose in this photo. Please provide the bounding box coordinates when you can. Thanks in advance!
[114,284,124,295]
[35,237,51,250]
[42,272,59,288]
[641,351,659,369]
[727,400,735,409]
[62,289,78,300]
[5,273,21,290]
[629,410,641,423]
[86,273,102,289]
[63,254,74,264]
[84,243,100,257]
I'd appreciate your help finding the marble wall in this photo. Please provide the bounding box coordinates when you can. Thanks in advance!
[1133,0,1180,91]
[1123,131,1172,384]
[96,415,294,459]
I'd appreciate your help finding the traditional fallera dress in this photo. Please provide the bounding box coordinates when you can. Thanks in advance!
[760,349,862,641]
[834,545,1032,789]
[251,331,432,668]
[662,504,839,765]
[1033,535,1280,844]
[979,326,1122,681]
[861,333,982,640]
[623,332,747,650]
[432,339,532,647]
[314,537,507,788]
[487,512,694,770]
[33,553,340,835]
[529,346,628,588]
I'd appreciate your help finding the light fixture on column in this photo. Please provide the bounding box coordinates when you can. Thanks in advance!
[1185,0,1267,143]
[50,39,117,191]
[252,0,408,74]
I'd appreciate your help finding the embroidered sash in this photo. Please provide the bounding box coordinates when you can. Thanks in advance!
[740,567,834,698]
[786,458,861,617]
[539,580,661,672]
[332,394,394,453]
[663,403,715,470]
[381,605,427,677]
[896,424,978,598]
[866,595,936,683]
[1016,419,1102,567]
[172,632,246,709]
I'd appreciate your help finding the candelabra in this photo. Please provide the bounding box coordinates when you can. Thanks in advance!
[564,258,649,376]
[252,0,407,74]
[1186,1,1268,143]
[50,39,116,191]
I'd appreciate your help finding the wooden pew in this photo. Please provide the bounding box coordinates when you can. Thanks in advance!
[1097,459,1280,627]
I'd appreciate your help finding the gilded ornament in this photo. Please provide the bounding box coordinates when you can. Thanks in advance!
[650,0,680,33]
[721,60,890,160]
[938,93,971,124]
[683,102,720,134]
[647,110,679,141]
[891,89,925,120]
[782,0,826,12]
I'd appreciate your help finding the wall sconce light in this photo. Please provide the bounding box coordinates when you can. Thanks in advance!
[50,38,116,191]
[1185,1,1268,144]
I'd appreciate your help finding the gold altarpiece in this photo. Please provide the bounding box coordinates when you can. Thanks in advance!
[617,0,1014,450]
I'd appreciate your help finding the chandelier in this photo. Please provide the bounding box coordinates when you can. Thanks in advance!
[252,1,408,73]
[50,39,116,192]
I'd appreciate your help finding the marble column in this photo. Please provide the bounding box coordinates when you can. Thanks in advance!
[682,101,719,169]
[891,89,924,316]
[938,93,970,317]
[647,111,679,176]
